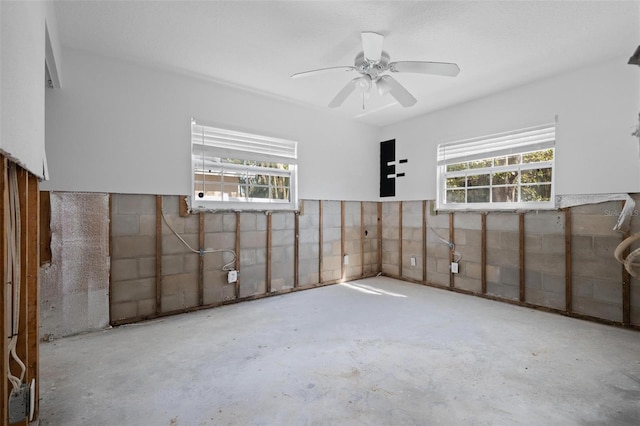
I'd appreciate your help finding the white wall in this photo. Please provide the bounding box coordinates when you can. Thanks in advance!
[43,49,380,201]
[0,1,61,178]
[380,57,640,201]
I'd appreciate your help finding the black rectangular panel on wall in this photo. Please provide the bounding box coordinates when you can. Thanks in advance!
[380,139,395,197]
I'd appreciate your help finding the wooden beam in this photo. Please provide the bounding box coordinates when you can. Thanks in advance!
[26,173,40,421]
[341,201,345,281]
[621,200,631,325]
[235,212,241,299]
[481,213,487,294]
[398,202,403,278]
[422,201,427,283]
[294,211,300,288]
[319,201,324,284]
[155,195,163,314]
[179,195,189,217]
[360,202,365,278]
[198,212,204,306]
[0,158,7,426]
[377,202,382,273]
[38,191,51,266]
[519,213,525,303]
[449,212,454,288]
[565,208,573,313]
[266,213,272,293]
[15,168,29,421]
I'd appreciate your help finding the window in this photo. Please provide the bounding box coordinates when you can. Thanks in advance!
[191,119,298,211]
[437,123,555,210]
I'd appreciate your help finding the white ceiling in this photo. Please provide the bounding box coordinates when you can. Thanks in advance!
[53,1,640,127]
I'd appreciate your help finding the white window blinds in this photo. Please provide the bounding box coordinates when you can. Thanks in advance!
[191,120,297,164]
[437,123,555,166]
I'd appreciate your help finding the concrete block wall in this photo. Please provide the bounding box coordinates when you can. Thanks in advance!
[238,212,267,297]
[202,211,236,304]
[270,211,295,292]
[571,202,623,322]
[40,192,110,338]
[426,203,450,287]
[401,201,423,282]
[362,202,379,276]
[452,212,483,293]
[629,194,640,326]
[381,202,400,276]
[344,202,362,280]
[298,200,320,286]
[321,201,342,282]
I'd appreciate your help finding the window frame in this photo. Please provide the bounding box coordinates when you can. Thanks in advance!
[436,124,556,211]
[190,119,298,212]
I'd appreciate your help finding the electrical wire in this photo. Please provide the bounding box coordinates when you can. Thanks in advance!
[160,209,236,271]
[425,207,462,263]
[6,163,26,393]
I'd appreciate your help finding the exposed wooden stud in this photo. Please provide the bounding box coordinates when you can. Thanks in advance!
[399,202,403,278]
[27,173,40,421]
[294,211,300,288]
[519,213,525,303]
[565,208,573,313]
[341,201,345,281]
[449,212,454,288]
[39,191,52,265]
[377,202,382,273]
[235,212,241,299]
[319,200,324,284]
[198,212,204,306]
[422,201,427,283]
[108,194,114,326]
[155,195,163,314]
[179,195,189,217]
[266,212,272,293]
[360,202,365,277]
[0,158,8,425]
[481,213,487,294]
[16,168,30,407]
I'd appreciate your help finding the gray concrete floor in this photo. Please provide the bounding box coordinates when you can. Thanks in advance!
[40,277,640,425]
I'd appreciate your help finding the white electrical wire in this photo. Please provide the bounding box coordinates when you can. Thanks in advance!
[425,209,463,263]
[6,164,26,393]
[160,209,236,271]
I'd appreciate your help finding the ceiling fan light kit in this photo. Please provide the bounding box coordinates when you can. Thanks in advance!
[291,31,460,109]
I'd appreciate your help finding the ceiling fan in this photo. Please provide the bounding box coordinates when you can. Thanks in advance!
[291,32,460,108]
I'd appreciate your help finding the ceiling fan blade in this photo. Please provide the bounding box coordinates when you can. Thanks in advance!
[383,76,417,107]
[361,32,384,62]
[389,61,460,77]
[328,78,359,108]
[291,66,355,79]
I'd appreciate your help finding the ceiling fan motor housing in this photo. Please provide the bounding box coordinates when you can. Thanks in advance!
[354,51,390,80]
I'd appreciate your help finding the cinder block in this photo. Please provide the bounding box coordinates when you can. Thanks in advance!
[139,215,156,236]
[111,258,139,282]
[542,234,565,253]
[161,293,185,313]
[184,254,199,273]
[572,214,619,237]
[526,252,564,274]
[573,276,594,298]
[117,194,156,215]
[161,196,180,215]
[464,262,482,279]
[111,301,138,321]
[592,279,622,304]
[453,213,482,231]
[524,269,542,290]
[499,232,520,251]
[573,257,621,280]
[111,278,155,304]
[571,235,594,257]
[573,297,621,322]
[162,233,198,255]
[111,214,140,236]
[138,298,156,317]
[204,231,235,249]
[500,267,519,286]
[524,212,564,234]
[184,215,200,234]
[161,214,186,235]
[525,234,543,252]
[256,214,267,231]
[240,231,267,249]
[541,273,565,294]
[112,236,156,259]
[223,213,237,232]
[455,276,481,293]
[162,273,198,296]
[525,288,564,310]
[204,213,223,232]
[594,236,624,257]
[486,213,518,231]
[486,281,518,300]
[138,257,156,278]
[162,254,185,275]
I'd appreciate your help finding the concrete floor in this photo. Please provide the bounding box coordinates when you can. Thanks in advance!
[40,277,640,425]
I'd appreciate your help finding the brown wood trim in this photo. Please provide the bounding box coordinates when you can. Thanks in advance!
[235,212,241,299]
[360,202,365,277]
[422,201,427,283]
[266,212,272,293]
[519,213,525,303]
[0,158,7,425]
[39,190,52,265]
[294,211,300,288]
[319,200,324,284]
[377,202,382,273]
[155,195,163,314]
[198,212,205,306]
[341,201,345,281]
[449,212,454,288]
[179,195,189,217]
[27,173,40,421]
[481,213,487,294]
[398,202,403,278]
[564,208,573,313]
[108,194,114,326]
